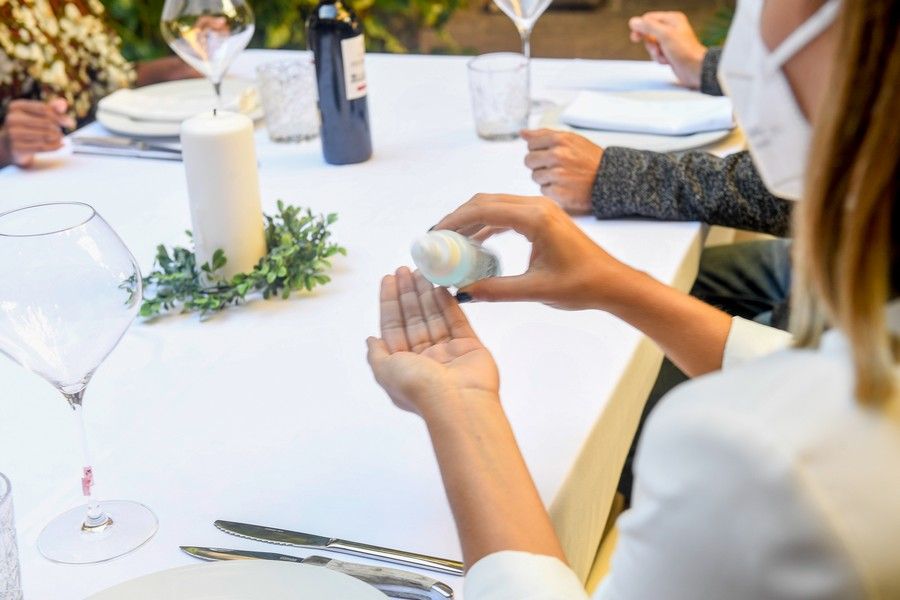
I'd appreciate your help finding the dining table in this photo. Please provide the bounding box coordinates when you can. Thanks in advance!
[0,50,744,598]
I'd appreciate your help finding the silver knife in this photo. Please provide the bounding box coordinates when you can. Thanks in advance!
[72,136,182,155]
[181,546,453,600]
[214,520,464,576]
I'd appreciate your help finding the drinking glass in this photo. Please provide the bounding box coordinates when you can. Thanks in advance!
[161,0,256,103]
[0,474,22,600]
[256,59,320,143]
[491,0,553,60]
[0,203,157,564]
[468,53,530,141]
[492,0,553,110]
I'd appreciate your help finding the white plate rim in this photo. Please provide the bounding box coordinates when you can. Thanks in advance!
[86,559,390,600]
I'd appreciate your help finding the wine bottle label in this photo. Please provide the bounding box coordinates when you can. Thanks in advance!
[341,34,367,101]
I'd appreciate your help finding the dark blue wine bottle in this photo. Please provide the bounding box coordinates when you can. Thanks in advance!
[307,0,373,165]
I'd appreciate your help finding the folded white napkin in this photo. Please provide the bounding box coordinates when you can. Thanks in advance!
[98,82,259,122]
[560,91,733,136]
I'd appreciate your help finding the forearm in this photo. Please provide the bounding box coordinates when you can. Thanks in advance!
[423,394,566,569]
[592,148,792,236]
[602,266,732,376]
[135,56,195,87]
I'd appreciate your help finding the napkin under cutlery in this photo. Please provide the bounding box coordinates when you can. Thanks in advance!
[560,90,734,136]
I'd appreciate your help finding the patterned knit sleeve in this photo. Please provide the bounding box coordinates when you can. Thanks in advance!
[700,46,723,97]
[590,147,793,237]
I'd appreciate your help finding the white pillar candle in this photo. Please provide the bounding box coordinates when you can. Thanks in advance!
[180,110,267,280]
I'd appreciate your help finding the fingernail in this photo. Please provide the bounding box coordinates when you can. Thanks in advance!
[428,224,438,232]
[455,292,472,304]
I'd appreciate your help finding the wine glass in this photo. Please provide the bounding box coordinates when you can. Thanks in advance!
[492,0,553,111]
[492,0,552,60]
[0,203,156,564]
[160,0,256,103]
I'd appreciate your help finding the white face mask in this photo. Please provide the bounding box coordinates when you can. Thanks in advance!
[718,0,841,200]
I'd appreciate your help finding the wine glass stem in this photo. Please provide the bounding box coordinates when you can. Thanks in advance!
[66,390,111,531]
[520,27,532,60]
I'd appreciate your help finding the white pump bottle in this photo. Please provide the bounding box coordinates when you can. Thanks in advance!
[411,230,500,289]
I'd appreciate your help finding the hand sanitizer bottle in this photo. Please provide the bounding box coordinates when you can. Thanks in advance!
[411,230,501,289]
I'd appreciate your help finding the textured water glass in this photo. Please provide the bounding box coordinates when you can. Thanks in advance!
[257,59,320,143]
[468,53,529,141]
[0,474,22,600]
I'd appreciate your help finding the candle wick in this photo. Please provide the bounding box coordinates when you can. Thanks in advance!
[213,108,217,117]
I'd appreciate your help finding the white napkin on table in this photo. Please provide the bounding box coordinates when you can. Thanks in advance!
[560,91,733,136]
[97,84,259,122]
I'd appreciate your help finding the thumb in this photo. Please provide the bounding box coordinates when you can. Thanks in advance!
[366,336,390,366]
[460,274,538,303]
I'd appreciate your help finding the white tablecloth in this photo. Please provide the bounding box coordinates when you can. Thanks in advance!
[0,52,736,598]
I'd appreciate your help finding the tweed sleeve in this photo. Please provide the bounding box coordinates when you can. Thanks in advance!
[590,147,792,237]
[700,46,724,97]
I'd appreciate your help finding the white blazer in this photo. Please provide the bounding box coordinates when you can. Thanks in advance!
[465,312,900,599]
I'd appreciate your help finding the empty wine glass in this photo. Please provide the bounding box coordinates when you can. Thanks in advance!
[0,203,156,564]
[161,0,256,103]
[492,0,552,60]
[492,0,553,111]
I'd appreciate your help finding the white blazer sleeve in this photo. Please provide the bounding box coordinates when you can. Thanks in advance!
[722,316,793,369]
[464,551,589,600]
[593,380,860,600]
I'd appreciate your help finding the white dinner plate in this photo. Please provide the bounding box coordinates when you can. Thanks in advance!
[96,79,264,138]
[87,559,390,599]
[539,89,733,153]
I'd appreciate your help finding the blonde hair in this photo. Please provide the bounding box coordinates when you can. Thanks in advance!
[792,0,900,404]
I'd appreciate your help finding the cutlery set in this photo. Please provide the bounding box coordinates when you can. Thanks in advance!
[184,519,461,599]
[71,136,183,161]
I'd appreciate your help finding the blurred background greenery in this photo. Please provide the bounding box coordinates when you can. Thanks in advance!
[105,0,465,61]
[104,0,732,62]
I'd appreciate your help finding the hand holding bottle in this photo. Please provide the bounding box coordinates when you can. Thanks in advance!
[431,194,636,311]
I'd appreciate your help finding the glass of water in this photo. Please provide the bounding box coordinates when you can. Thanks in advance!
[467,53,529,141]
[1,473,22,600]
[257,58,320,143]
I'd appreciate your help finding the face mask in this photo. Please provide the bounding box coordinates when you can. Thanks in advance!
[718,0,841,200]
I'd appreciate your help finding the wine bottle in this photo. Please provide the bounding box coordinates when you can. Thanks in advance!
[307,0,373,165]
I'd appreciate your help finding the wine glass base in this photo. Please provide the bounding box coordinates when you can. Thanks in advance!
[37,500,158,564]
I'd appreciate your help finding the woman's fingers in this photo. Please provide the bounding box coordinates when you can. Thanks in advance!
[435,286,479,340]
[433,195,544,241]
[396,267,433,352]
[413,270,451,343]
[461,274,540,303]
[380,274,410,353]
[470,225,508,243]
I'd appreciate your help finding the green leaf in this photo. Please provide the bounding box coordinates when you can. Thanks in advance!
[140,201,345,319]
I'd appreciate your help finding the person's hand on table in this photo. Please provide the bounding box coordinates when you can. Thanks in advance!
[628,11,707,89]
[522,129,604,216]
[433,194,634,311]
[366,267,499,419]
[0,99,75,168]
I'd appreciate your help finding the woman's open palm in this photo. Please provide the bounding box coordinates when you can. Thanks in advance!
[367,268,499,417]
